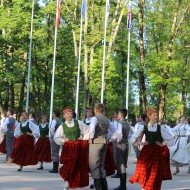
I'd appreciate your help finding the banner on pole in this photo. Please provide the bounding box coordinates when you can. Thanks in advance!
[106,0,110,28]
[127,1,132,31]
[56,0,62,28]
[81,0,87,20]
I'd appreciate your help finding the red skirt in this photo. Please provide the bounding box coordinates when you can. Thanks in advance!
[59,140,89,188]
[10,135,38,166]
[34,137,52,162]
[0,137,6,154]
[104,142,116,176]
[129,145,172,190]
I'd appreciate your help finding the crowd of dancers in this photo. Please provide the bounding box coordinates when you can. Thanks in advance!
[0,104,190,190]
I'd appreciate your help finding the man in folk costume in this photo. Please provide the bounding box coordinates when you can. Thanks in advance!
[54,107,89,190]
[84,108,93,126]
[88,103,115,190]
[8,112,39,171]
[0,111,7,155]
[111,109,130,190]
[49,109,62,173]
[129,109,174,190]
[2,109,19,162]
[29,113,37,125]
[35,114,52,170]
[170,116,190,174]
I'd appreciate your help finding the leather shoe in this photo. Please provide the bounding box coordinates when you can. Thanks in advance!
[111,173,120,178]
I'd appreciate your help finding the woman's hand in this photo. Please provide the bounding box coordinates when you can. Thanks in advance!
[156,141,164,146]
[64,138,69,142]
[141,141,149,146]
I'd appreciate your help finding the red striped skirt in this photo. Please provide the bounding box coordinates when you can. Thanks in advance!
[34,137,52,162]
[129,145,172,190]
[10,135,38,166]
[59,140,89,188]
[104,142,116,176]
[0,137,6,154]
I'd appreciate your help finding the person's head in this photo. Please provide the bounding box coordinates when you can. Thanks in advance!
[94,103,105,114]
[53,110,60,118]
[109,113,115,122]
[41,114,48,124]
[118,109,128,120]
[21,112,28,122]
[140,113,147,122]
[147,109,157,123]
[7,109,14,116]
[1,111,7,118]
[13,114,17,119]
[179,116,186,124]
[63,108,73,122]
[29,113,35,120]
[86,108,92,118]
[114,111,118,119]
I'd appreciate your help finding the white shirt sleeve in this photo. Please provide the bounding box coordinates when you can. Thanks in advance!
[128,126,135,140]
[54,125,65,145]
[131,124,144,144]
[14,124,21,138]
[161,125,174,146]
[50,119,57,136]
[111,122,123,142]
[185,124,190,136]
[78,120,90,140]
[89,117,98,139]
[29,122,40,138]
[2,117,9,133]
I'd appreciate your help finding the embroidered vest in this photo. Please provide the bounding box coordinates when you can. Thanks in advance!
[62,120,80,141]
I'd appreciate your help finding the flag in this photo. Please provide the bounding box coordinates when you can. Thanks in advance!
[56,0,62,28]
[127,1,132,30]
[106,0,110,28]
[81,0,87,20]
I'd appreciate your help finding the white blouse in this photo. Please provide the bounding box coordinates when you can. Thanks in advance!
[54,119,90,145]
[14,120,39,138]
[131,123,174,146]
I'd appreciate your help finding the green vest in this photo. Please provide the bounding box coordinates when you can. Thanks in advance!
[20,122,32,134]
[62,120,80,141]
[39,124,49,138]
[144,124,163,145]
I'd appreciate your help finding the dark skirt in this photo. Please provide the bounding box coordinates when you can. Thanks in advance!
[34,137,52,162]
[129,145,172,190]
[59,140,89,188]
[0,137,6,154]
[104,142,116,176]
[10,135,38,166]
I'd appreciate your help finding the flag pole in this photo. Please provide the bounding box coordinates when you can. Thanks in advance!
[49,0,60,126]
[26,0,35,113]
[126,1,132,114]
[75,0,85,118]
[101,0,110,104]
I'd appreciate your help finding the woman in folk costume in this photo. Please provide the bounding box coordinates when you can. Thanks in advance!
[34,114,52,170]
[129,109,174,190]
[54,107,90,190]
[170,116,190,174]
[0,111,7,154]
[8,112,39,171]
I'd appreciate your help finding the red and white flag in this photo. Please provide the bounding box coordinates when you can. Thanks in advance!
[127,1,132,31]
[56,0,62,28]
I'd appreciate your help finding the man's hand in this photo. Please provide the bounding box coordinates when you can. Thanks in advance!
[156,141,164,146]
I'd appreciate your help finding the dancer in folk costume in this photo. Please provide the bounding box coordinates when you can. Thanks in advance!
[2,109,19,162]
[84,108,92,126]
[49,109,62,173]
[0,111,7,155]
[88,103,115,190]
[54,107,90,190]
[112,109,132,190]
[35,114,52,170]
[170,116,190,174]
[129,109,174,190]
[8,112,39,171]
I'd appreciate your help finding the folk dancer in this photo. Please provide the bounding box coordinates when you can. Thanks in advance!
[170,116,190,174]
[54,107,89,190]
[129,109,174,190]
[49,109,62,173]
[35,114,52,170]
[2,109,19,162]
[8,112,39,171]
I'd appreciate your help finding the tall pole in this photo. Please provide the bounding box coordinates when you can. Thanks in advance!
[101,0,110,104]
[126,1,132,114]
[75,0,85,117]
[49,0,60,125]
[26,0,35,113]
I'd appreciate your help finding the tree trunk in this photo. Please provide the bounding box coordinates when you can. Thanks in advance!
[138,0,147,113]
